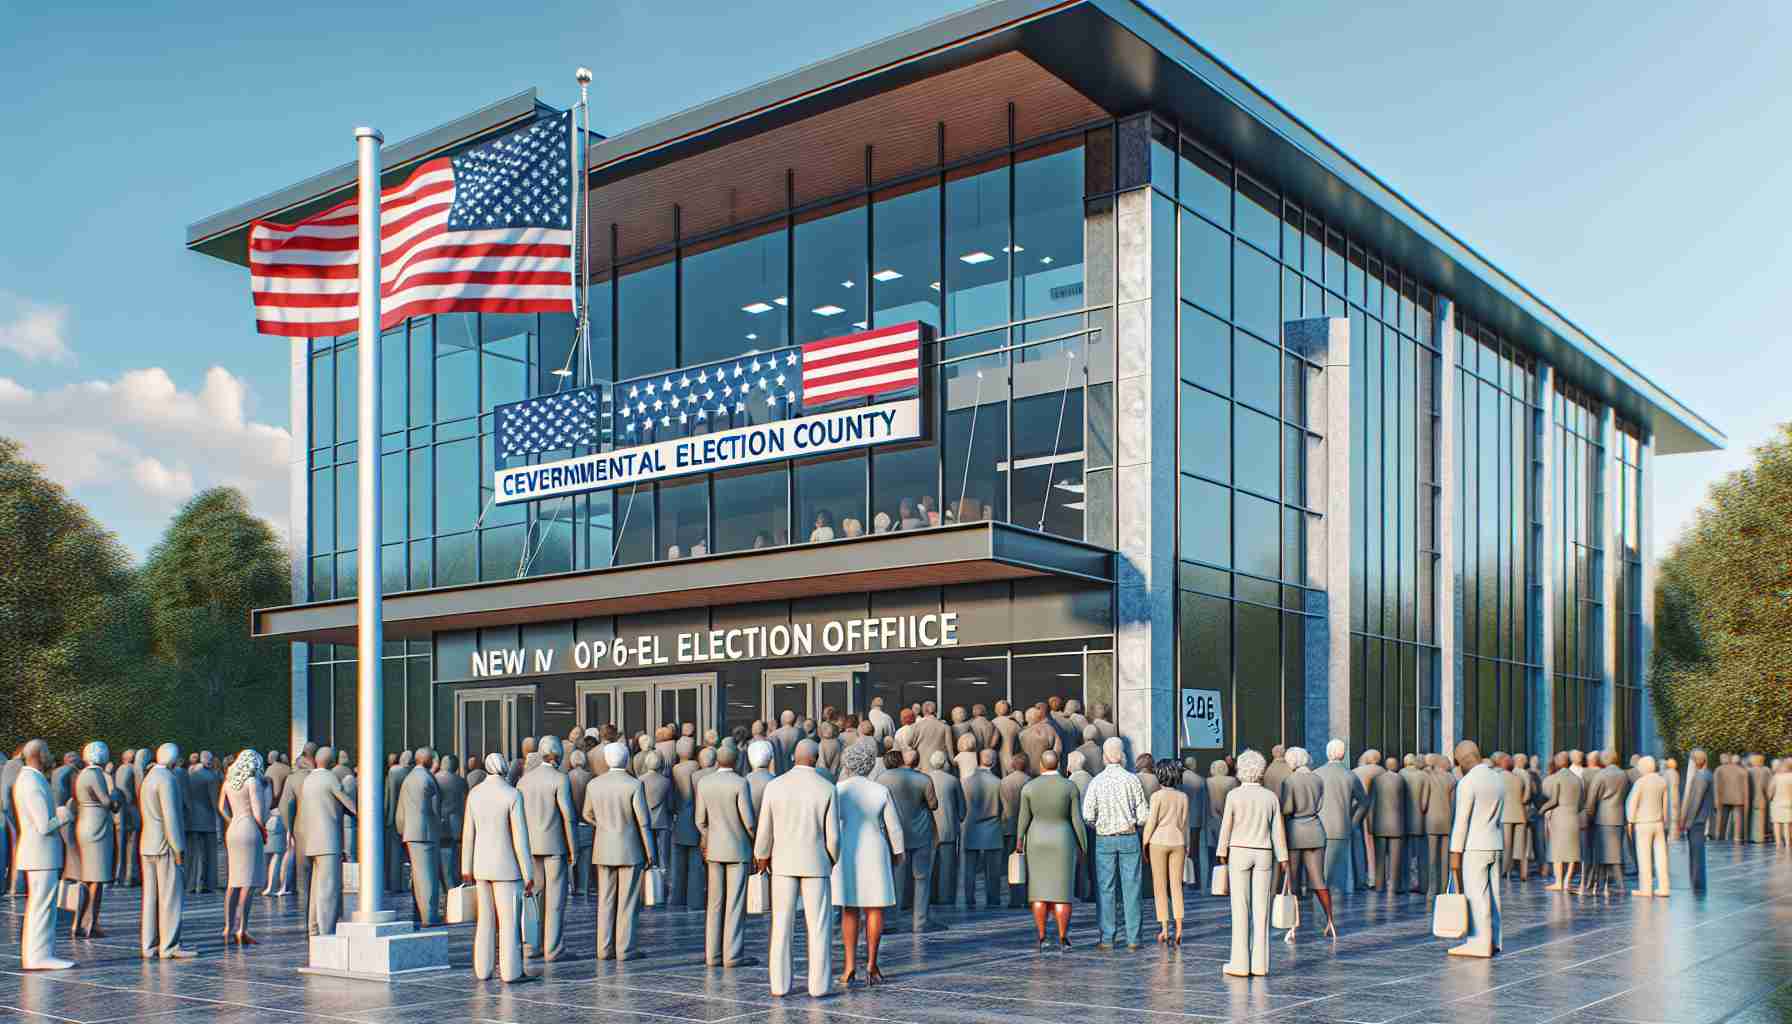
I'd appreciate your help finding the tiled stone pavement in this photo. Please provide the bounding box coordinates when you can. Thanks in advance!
[1,839,1788,1024]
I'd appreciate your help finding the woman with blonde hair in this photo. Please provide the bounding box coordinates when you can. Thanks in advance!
[219,749,268,944]
[70,741,120,938]
[1217,749,1287,977]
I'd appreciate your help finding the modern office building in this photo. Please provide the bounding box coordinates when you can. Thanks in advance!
[186,0,1720,766]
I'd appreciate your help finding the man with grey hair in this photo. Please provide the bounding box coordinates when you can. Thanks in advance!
[395,747,443,927]
[866,698,894,747]
[1626,754,1670,897]
[1400,753,1428,890]
[883,748,943,932]
[384,749,413,894]
[754,739,839,998]
[815,721,843,781]
[1422,753,1456,895]
[770,711,802,775]
[185,750,222,894]
[961,749,1004,908]
[745,741,776,816]
[1679,748,1714,891]
[300,744,356,937]
[1447,740,1503,958]
[669,737,706,909]
[1353,750,1385,890]
[1315,739,1368,893]
[462,753,535,982]
[927,750,964,906]
[138,742,192,960]
[583,743,653,961]
[696,743,756,967]
[1082,736,1148,949]
[566,748,593,896]
[15,739,77,969]
[519,736,576,960]
[912,702,954,776]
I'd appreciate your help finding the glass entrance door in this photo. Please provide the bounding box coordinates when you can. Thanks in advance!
[761,666,867,722]
[576,674,715,737]
[456,686,536,764]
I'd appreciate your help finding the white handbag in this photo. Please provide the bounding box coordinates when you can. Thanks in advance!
[1432,873,1468,939]
[341,861,359,893]
[745,870,769,915]
[642,866,667,907]
[522,889,543,947]
[1182,855,1198,884]
[58,879,83,914]
[445,884,476,924]
[1007,850,1027,886]
[1211,863,1229,896]
[1271,869,1300,930]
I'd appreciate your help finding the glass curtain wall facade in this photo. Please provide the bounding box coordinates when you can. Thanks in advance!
[1154,122,1333,756]
[1551,384,1604,753]
[1454,317,1541,755]
[1613,419,1645,755]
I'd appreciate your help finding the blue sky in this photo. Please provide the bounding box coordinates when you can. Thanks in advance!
[1,0,1786,557]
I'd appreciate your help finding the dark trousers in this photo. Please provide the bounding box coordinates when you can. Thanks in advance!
[1002,834,1025,907]
[963,847,1001,908]
[1686,827,1708,891]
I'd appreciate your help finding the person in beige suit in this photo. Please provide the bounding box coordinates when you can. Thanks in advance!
[1216,750,1287,978]
[1747,754,1774,845]
[298,745,356,938]
[753,739,839,998]
[583,743,654,961]
[1625,755,1671,897]
[1447,742,1504,959]
[1498,753,1532,881]
[394,747,443,928]
[14,740,77,971]
[1141,758,1190,946]
[138,743,193,960]
[461,753,535,983]
[518,736,576,961]
[1715,753,1748,840]
[1772,759,1792,848]
[696,744,757,968]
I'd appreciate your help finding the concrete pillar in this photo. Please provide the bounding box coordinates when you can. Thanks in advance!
[1433,297,1462,750]
[1111,122,1175,761]
[1286,316,1349,754]
[1597,404,1619,750]
[289,337,310,758]
[1636,430,1660,753]
[1534,363,1557,759]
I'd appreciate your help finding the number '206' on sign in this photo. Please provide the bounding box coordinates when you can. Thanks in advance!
[1180,688,1224,749]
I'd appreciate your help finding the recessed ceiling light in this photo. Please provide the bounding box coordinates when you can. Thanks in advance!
[873,269,903,282]
[745,333,758,340]
[1040,256,1055,265]
[1056,672,1080,678]
[742,301,773,314]
[1002,244,1025,253]
[1064,500,1086,510]
[550,367,573,377]
[841,280,855,288]
[959,251,994,264]
[929,281,941,291]
[812,304,845,316]
[852,321,869,330]
[773,296,789,306]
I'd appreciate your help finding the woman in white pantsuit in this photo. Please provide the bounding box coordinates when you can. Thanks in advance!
[71,741,120,939]
[831,744,904,986]
[220,750,268,943]
[1216,749,1288,978]
[461,753,535,984]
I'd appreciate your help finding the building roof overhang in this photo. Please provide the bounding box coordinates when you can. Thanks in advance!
[185,0,1721,454]
[250,521,1114,645]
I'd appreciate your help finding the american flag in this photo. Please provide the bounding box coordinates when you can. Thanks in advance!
[248,111,575,337]
[609,322,926,444]
[494,385,607,460]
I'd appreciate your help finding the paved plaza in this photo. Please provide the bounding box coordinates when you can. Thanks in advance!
[1,840,1787,1024]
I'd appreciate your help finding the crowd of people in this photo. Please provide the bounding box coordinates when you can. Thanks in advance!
[4,702,1790,991]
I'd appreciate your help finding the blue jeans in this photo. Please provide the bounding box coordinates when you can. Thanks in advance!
[1093,833,1142,946]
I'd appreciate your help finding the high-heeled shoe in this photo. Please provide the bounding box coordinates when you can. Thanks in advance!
[835,968,857,988]
[1322,920,1338,940]
[867,967,884,986]
[238,933,258,946]
[1156,928,1169,945]
[1060,938,1073,951]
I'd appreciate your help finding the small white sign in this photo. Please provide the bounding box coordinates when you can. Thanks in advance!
[1181,688,1224,749]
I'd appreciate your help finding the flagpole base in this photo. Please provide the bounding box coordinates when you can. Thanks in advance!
[302,917,450,981]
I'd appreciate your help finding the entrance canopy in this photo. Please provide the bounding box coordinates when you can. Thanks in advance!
[252,520,1112,644]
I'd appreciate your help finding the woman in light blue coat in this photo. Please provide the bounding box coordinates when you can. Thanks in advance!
[831,745,904,986]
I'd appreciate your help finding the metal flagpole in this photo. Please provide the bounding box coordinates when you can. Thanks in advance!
[352,125,387,921]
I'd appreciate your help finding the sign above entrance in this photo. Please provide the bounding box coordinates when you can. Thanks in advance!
[469,611,960,679]
[492,321,931,505]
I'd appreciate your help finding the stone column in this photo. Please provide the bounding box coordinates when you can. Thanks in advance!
[1286,316,1349,753]
[1636,429,1660,754]
[1597,404,1619,751]
[1534,363,1557,759]
[1433,297,1462,751]
[1112,117,1175,760]
[290,337,310,758]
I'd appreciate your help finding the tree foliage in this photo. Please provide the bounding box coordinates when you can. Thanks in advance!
[0,438,290,755]
[1651,423,1792,754]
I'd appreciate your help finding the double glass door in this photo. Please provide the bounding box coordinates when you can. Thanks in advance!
[762,666,866,723]
[577,674,713,737]
[457,686,535,763]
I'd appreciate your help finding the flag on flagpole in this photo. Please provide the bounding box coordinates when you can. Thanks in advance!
[248,111,575,338]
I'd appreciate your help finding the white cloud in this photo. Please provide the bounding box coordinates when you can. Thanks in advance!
[0,366,291,552]
[0,292,73,363]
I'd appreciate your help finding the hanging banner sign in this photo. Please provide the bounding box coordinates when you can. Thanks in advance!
[1180,688,1224,749]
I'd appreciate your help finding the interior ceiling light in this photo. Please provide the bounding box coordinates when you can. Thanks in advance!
[1002,244,1025,253]
[742,301,773,314]
[812,304,845,316]
[929,281,941,291]
[550,367,574,377]
[841,280,855,288]
[773,296,789,306]
[872,269,902,282]
[1064,500,1086,510]
[1040,256,1055,265]
[959,251,994,265]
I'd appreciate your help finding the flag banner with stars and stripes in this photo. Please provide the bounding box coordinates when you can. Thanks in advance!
[494,385,607,461]
[248,111,575,338]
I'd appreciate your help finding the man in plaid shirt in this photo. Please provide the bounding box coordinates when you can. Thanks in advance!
[1082,737,1149,949]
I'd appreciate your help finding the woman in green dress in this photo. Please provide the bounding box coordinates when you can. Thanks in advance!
[1016,750,1088,950]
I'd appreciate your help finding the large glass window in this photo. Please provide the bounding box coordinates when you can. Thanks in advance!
[941,351,1008,524]
[945,159,1009,334]
[618,255,675,379]
[871,181,940,330]
[794,200,866,343]
[714,465,788,552]
[683,223,789,366]
[795,454,866,542]
[1012,139,1084,321]
[657,476,709,558]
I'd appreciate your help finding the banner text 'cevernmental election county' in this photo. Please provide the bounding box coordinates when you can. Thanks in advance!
[494,398,920,504]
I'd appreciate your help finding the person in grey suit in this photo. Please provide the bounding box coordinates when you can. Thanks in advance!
[71,740,120,938]
[669,739,706,909]
[695,744,757,967]
[882,749,944,933]
[583,743,654,961]
[280,755,310,906]
[639,752,673,873]
[754,740,839,998]
[961,749,1004,908]
[1585,752,1629,895]
[999,754,1030,907]
[14,740,77,970]
[1368,762,1407,891]
[771,711,803,775]
[185,751,222,893]
[138,743,194,960]
[1068,751,1096,900]
[1,748,24,899]
[462,753,535,983]
[395,747,444,927]
[1422,754,1456,895]
[745,741,775,817]
[1679,748,1715,892]
[384,751,413,894]
[1315,740,1368,894]
[566,748,594,896]
[1398,754,1428,891]
[926,750,964,906]
[299,745,356,937]
[1447,741,1504,959]
[518,736,577,961]
[435,754,468,897]
[113,748,142,888]
[1179,757,1210,893]
[1204,759,1238,895]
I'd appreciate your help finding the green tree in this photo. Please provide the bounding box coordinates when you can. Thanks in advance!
[140,487,292,755]
[1651,423,1792,754]
[0,438,140,753]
